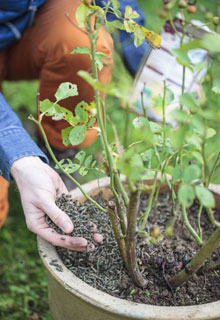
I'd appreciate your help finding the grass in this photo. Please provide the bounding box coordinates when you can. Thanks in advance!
[1,1,219,319]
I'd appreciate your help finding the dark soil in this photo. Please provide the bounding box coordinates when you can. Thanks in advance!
[46,192,220,306]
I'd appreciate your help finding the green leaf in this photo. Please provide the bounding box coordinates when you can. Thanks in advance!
[65,163,80,174]
[172,165,183,182]
[124,20,135,33]
[111,0,119,10]
[75,150,86,164]
[106,20,125,33]
[61,127,72,146]
[171,109,189,122]
[69,125,86,146]
[172,49,193,71]
[111,0,121,18]
[125,6,139,19]
[94,53,104,71]
[78,70,122,98]
[171,124,188,150]
[78,167,88,176]
[212,86,220,95]
[87,117,96,128]
[179,92,198,112]
[134,27,145,48]
[55,82,78,101]
[75,3,90,27]
[178,184,195,208]
[75,101,89,123]
[84,155,93,167]
[40,99,54,113]
[70,47,91,56]
[183,165,201,183]
[133,117,150,128]
[195,186,215,208]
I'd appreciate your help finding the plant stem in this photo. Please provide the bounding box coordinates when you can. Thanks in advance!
[126,190,148,288]
[197,204,203,240]
[170,227,220,288]
[182,205,203,245]
[138,170,158,231]
[29,115,107,213]
[88,18,129,207]
[123,103,130,149]
[206,207,220,228]
[108,201,127,268]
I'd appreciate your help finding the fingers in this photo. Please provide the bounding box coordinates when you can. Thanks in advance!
[93,233,103,243]
[38,228,91,251]
[42,202,74,234]
[88,222,103,243]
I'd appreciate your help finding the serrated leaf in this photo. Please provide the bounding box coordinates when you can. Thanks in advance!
[69,125,86,146]
[75,150,86,164]
[55,82,78,101]
[70,47,91,56]
[75,101,89,123]
[75,3,90,27]
[178,184,195,208]
[195,186,215,208]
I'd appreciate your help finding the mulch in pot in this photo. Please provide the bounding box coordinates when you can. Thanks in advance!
[46,192,220,306]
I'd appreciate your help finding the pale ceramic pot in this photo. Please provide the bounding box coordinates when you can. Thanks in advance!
[38,177,220,320]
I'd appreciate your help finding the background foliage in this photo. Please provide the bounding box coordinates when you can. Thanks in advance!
[1,1,220,319]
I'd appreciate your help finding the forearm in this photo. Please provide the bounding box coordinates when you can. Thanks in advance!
[0,93,48,181]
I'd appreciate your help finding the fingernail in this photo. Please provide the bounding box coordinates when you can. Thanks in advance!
[62,221,73,234]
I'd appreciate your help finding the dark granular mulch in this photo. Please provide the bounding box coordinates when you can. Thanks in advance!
[46,192,220,306]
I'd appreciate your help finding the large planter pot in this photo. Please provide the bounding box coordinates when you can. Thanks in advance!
[38,177,220,320]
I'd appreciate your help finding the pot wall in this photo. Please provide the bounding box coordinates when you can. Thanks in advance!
[38,177,220,320]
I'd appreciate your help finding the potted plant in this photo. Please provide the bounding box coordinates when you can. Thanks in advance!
[31,0,220,319]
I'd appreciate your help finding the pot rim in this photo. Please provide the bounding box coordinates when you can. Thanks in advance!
[38,176,220,320]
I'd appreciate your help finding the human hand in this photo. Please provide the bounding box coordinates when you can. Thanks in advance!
[10,156,103,251]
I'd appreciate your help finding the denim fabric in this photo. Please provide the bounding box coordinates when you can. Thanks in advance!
[0,93,48,181]
[95,0,150,75]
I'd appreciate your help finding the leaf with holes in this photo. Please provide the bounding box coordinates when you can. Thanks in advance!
[75,150,86,164]
[61,127,72,146]
[55,82,78,101]
[69,125,86,146]
[75,101,89,123]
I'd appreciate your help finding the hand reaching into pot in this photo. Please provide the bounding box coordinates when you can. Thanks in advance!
[10,156,103,251]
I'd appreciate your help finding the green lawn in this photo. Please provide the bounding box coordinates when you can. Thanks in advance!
[1,1,220,319]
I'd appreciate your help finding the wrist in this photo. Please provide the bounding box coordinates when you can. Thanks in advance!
[10,156,42,180]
